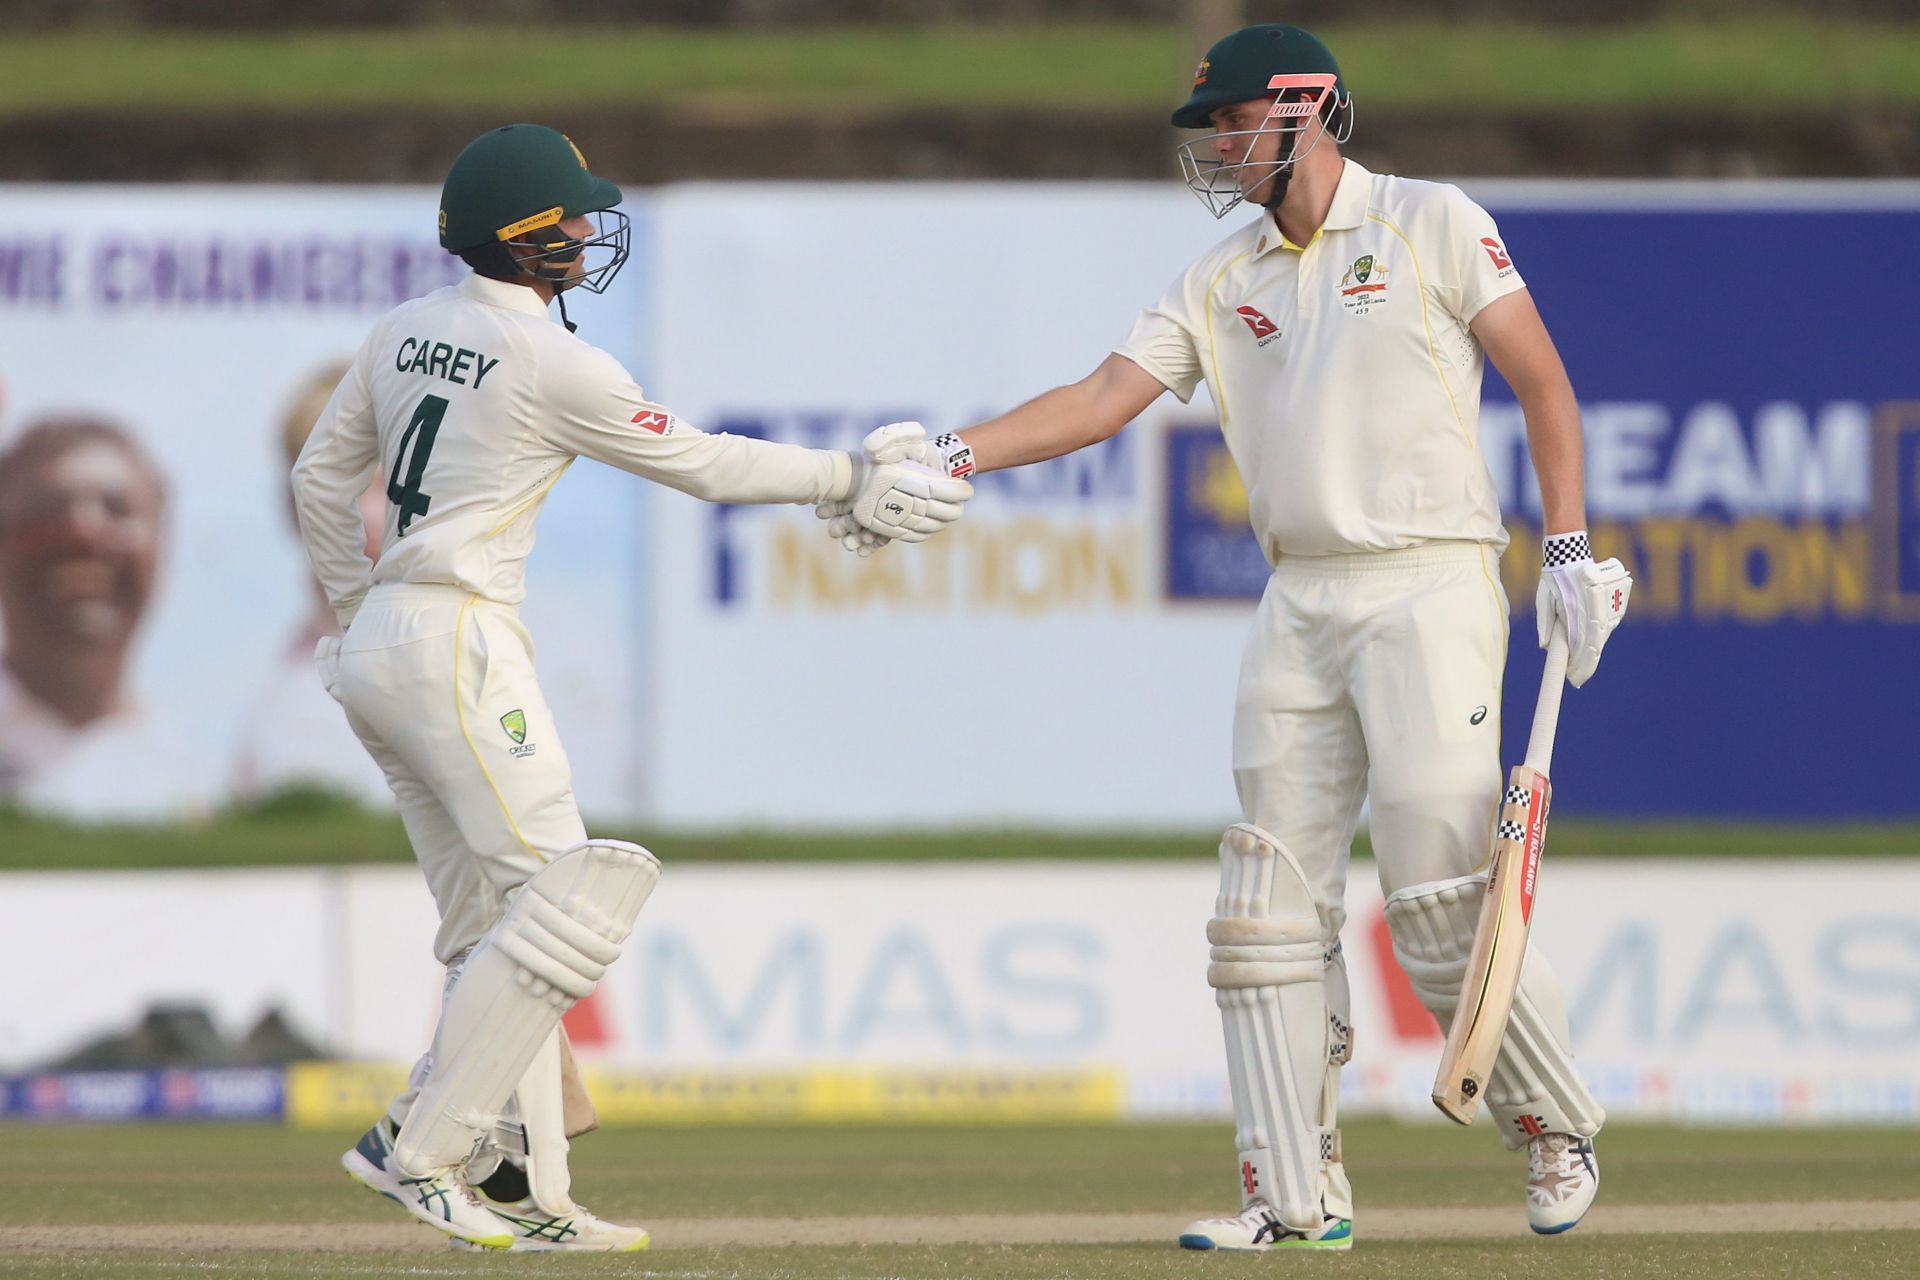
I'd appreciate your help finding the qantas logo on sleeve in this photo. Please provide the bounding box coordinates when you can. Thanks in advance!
[1235,305,1284,347]
[1480,237,1514,271]
[1235,305,1278,338]
[631,409,673,434]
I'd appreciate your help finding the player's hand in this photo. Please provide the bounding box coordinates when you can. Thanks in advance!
[814,498,890,556]
[1536,531,1631,688]
[313,633,346,702]
[847,421,973,543]
[817,429,977,554]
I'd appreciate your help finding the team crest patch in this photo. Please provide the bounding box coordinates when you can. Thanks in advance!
[501,709,538,758]
[1339,254,1390,314]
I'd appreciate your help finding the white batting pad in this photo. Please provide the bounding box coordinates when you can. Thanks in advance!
[1486,949,1606,1149]
[1383,872,1486,1012]
[1208,824,1329,1232]
[1319,940,1354,1221]
[1384,874,1603,1148]
[514,1029,577,1214]
[393,840,660,1177]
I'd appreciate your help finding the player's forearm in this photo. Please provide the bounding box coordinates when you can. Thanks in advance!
[290,467,376,627]
[1519,383,1587,535]
[1473,293,1587,534]
[637,432,855,506]
[1520,387,1582,533]
[957,382,1116,474]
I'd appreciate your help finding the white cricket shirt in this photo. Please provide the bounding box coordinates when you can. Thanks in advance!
[293,273,854,626]
[1118,159,1526,559]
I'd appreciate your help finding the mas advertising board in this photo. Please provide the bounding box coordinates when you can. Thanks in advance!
[3,860,1915,1125]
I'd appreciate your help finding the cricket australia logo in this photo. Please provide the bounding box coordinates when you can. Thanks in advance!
[500,709,537,759]
[1339,253,1390,314]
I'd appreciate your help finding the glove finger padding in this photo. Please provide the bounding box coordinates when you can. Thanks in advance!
[861,420,928,464]
[854,463,973,541]
[1568,557,1631,687]
[818,498,891,556]
[313,634,345,701]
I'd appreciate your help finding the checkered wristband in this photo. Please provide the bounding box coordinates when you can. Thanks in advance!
[930,432,976,479]
[1542,530,1591,568]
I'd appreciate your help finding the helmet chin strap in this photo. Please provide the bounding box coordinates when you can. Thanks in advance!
[514,235,584,332]
[1258,98,1336,212]
[1259,164,1296,211]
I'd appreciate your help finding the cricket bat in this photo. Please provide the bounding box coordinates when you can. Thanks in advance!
[1431,622,1570,1125]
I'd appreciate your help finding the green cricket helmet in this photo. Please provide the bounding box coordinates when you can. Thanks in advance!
[438,123,630,295]
[1172,25,1355,219]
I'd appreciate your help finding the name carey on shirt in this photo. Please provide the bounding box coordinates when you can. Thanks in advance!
[395,335,501,388]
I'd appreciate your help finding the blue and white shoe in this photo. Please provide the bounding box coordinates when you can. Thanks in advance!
[1526,1133,1599,1234]
[340,1121,514,1250]
[1179,1201,1353,1252]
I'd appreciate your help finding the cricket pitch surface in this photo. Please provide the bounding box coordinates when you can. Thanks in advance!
[2,1121,1914,1278]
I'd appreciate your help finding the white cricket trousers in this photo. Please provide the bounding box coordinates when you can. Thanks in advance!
[1231,542,1510,938]
[1231,540,1602,1152]
[321,583,588,963]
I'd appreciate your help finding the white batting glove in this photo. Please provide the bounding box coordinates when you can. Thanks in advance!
[815,431,976,556]
[814,498,889,556]
[1536,530,1631,688]
[312,633,345,702]
[845,421,973,544]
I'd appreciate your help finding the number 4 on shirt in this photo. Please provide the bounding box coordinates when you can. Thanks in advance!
[388,394,447,535]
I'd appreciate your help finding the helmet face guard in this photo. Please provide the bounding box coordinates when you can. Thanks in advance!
[500,206,631,295]
[1177,73,1353,220]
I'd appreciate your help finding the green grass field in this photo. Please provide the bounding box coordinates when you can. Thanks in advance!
[1,1121,1915,1278]
[0,20,1916,118]
[3,791,1918,871]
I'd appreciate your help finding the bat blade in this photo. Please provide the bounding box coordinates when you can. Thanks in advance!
[1431,763,1552,1125]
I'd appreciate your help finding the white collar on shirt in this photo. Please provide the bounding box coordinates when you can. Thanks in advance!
[1253,158,1373,257]
[457,271,557,320]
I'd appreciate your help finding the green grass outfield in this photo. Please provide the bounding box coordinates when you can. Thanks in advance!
[1,1121,1915,1278]
[0,19,1916,118]
[2,791,1918,870]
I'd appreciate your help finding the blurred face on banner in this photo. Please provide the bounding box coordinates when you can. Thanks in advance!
[0,419,166,723]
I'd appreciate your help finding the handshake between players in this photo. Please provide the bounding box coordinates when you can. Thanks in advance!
[817,421,975,555]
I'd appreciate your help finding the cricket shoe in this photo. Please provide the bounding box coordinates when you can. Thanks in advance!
[340,1121,513,1250]
[1179,1201,1353,1252]
[1526,1132,1599,1234]
[449,1196,651,1252]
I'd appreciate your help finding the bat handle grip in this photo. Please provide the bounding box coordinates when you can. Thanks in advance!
[1524,621,1569,775]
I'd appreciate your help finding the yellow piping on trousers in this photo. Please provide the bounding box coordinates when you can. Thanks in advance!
[453,594,545,863]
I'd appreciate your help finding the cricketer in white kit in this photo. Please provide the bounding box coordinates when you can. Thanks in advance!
[292,123,972,1252]
[823,24,1632,1251]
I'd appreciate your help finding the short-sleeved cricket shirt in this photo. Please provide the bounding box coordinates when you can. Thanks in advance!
[1118,159,1526,559]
